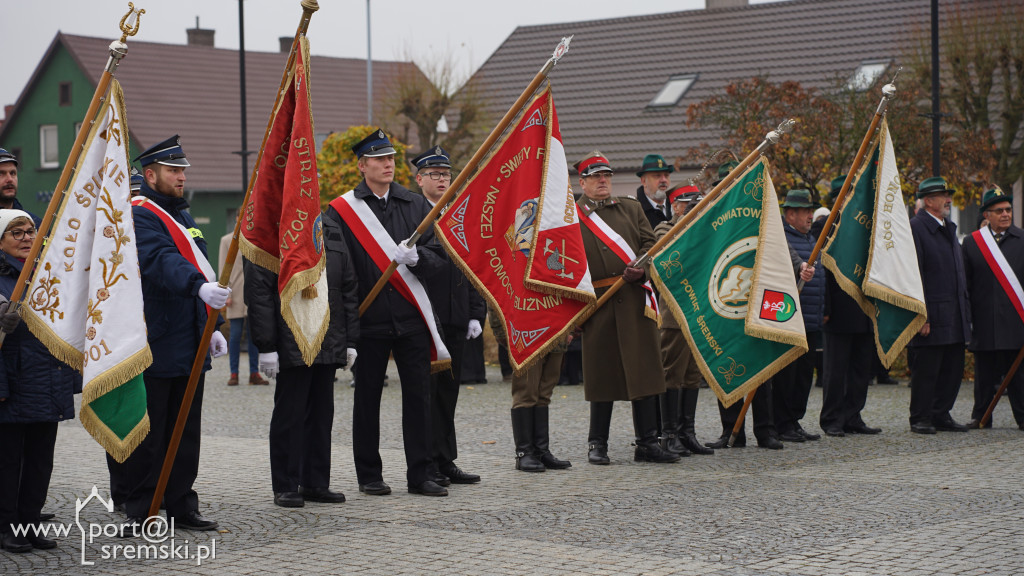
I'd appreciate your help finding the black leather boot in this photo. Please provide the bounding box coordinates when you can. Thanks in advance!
[680,388,714,455]
[588,401,613,464]
[511,408,545,472]
[632,397,681,463]
[534,406,571,469]
[659,389,690,456]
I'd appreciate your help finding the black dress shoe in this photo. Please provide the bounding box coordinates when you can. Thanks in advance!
[779,430,806,443]
[823,428,845,437]
[441,466,481,484]
[756,436,784,450]
[358,481,392,495]
[274,491,305,507]
[408,480,448,496]
[587,444,610,465]
[300,487,347,503]
[795,426,821,441]
[1,532,32,553]
[26,533,57,550]
[680,432,714,455]
[39,513,56,521]
[174,511,219,531]
[967,418,992,429]
[117,518,144,538]
[933,417,969,432]
[430,471,452,487]
[844,423,882,435]
[876,375,898,385]
[911,423,937,434]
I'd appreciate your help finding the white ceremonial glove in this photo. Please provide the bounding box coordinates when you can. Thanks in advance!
[394,241,419,267]
[466,319,483,340]
[198,282,232,309]
[209,330,228,358]
[259,352,280,379]
[346,347,358,369]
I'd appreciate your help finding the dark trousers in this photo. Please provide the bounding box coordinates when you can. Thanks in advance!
[270,364,337,493]
[972,350,1024,426]
[820,332,873,431]
[354,333,433,487]
[0,422,57,532]
[122,374,205,519]
[909,343,964,425]
[773,331,820,433]
[717,381,775,440]
[431,324,466,470]
[460,333,486,384]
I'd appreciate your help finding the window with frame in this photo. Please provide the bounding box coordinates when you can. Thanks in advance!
[648,74,698,108]
[59,82,72,106]
[847,60,891,92]
[40,124,59,168]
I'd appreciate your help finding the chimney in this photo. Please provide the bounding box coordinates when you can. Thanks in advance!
[186,16,215,47]
[706,0,749,8]
[279,37,293,54]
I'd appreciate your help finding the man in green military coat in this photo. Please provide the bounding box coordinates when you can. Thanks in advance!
[574,152,677,465]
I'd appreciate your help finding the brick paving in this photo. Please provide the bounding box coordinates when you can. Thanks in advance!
[3,355,1023,575]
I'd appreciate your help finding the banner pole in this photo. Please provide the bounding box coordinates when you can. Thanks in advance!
[581,119,796,322]
[979,344,1024,428]
[729,390,756,447]
[147,0,320,520]
[357,36,574,316]
[1,4,143,346]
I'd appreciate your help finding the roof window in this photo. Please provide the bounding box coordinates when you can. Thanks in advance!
[847,60,891,91]
[649,74,698,107]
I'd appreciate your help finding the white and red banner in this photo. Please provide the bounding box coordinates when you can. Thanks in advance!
[972,225,1024,322]
[578,210,658,319]
[239,36,328,365]
[437,87,594,371]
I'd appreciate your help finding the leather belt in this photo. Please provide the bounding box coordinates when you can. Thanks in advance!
[592,276,621,289]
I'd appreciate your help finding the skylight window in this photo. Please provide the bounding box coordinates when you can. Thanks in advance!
[847,60,891,91]
[649,74,698,107]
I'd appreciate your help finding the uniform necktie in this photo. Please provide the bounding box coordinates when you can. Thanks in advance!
[378,197,387,211]
[995,231,1005,243]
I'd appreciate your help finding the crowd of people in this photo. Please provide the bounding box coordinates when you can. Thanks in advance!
[0,128,1022,554]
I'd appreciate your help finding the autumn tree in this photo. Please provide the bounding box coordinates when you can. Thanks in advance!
[903,0,1024,199]
[316,125,412,210]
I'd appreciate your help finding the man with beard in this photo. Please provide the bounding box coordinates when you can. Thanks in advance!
[0,149,40,225]
[961,187,1024,430]
[907,176,971,434]
[634,154,673,230]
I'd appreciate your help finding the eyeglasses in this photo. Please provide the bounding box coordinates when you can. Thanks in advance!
[6,227,36,240]
[986,207,1012,215]
[421,171,452,182]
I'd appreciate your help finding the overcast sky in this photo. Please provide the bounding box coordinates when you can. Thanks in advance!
[1,0,776,113]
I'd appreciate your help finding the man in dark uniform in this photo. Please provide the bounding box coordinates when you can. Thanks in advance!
[323,129,448,497]
[962,187,1024,430]
[574,152,678,465]
[0,148,41,226]
[908,176,970,434]
[634,154,673,230]
[122,136,228,530]
[412,145,486,485]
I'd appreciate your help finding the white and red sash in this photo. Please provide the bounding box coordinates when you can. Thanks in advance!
[578,209,659,319]
[972,225,1024,322]
[330,192,450,367]
[132,196,216,282]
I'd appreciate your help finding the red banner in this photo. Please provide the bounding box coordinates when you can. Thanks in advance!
[239,36,328,365]
[436,88,594,371]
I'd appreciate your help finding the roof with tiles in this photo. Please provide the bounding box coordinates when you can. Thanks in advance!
[468,0,928,174]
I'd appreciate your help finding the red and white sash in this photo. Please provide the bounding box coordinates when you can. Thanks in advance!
[132,196,216,282]
[972,225,1024,323]
[578,210,659,319]
[330,192,450,367]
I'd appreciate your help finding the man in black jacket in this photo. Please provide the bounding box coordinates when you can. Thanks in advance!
[908,177,971,434]
[634,154,673,230]
[323,129,449,497]
[246,214,360,508]
[411,146,486,485]
[962,187,1024,429]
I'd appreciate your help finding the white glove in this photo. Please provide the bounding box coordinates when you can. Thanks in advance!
[209,330,228,358]
[259,352,279,379]
[466,319,482,340]
[346,347,358,369]
[198,282,232,309]
[394,241,419,267]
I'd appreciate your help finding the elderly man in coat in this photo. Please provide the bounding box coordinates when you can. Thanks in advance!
[908,177,971,434]
[574,152,678,465]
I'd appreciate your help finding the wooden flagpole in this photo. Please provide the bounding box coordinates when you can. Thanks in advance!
[147,0,320,519]
[979,344,1024,428]
[357,36,574,316]
[0,3,144,346]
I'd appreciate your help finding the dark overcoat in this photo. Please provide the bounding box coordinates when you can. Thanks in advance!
[578,196,665,401]
[909,211,970,347]
[962,225,1024,352]
[635,185,670,231]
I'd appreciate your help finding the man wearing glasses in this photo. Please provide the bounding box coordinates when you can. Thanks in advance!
[0,149,41,226]
[907,177,971,434]
[413,146,486,486]
[962,186,1024,430]
[574,152,678,465]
